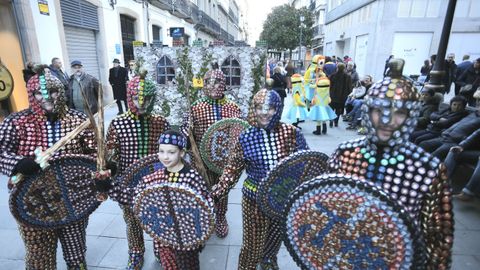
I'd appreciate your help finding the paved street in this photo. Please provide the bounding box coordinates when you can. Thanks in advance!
[1,94,480,269]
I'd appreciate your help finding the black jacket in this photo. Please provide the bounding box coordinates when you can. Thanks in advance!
[441,111,480,143]
[428,108,469,132]
[109,66,128,101]
[329,71,352,104]
[271,73,287,98]
[417,93,442,130]
[48,65,70,89]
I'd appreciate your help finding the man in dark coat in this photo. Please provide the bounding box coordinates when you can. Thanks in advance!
[109,59,128,114]
[48,57,70,90]
[329,63,352,127]
[443,53,457,94]
[457,58,480,106]
[455,55,473,95]
[67,60,99,115]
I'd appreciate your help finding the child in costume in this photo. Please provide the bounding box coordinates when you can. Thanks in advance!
[308,77,337,135]
[136,130,210,270]
[212,89,308,270]
[285,74,308,128]
[106,68,170,269]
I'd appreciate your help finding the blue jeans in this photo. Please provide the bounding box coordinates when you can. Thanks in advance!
[444,150,480,195]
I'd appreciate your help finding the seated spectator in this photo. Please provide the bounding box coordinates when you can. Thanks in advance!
[345,75,373,130]
[419,101,480,160]
[415,88,442,131]
[444,129,480,201]
[410,95,468,144]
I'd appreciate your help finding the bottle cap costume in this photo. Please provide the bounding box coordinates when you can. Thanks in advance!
[183,69,242,238]
[107,71,170,269]
[0,69,96,269]
[328,59,453,269]
[213,89,309,269]
[134,132,212,270]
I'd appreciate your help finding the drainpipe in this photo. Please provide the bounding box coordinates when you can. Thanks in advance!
[143,0,150,47]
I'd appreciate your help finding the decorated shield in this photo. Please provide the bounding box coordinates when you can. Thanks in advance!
[112,154,164,206]
[257,150,329,220]
[134,182,214,251]
[200,118,250,175]
[9,154,99,228]
[284,174,426,270]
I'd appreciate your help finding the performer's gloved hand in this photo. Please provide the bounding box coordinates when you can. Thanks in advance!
[13,158,41,176]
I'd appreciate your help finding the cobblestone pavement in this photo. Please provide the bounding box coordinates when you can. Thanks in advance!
[0,94,479,269]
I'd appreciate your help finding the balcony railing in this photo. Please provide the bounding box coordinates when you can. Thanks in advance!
[152,0,195,23]
[195,10,221,36]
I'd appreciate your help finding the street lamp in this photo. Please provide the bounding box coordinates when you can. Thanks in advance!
[299,15,305,71]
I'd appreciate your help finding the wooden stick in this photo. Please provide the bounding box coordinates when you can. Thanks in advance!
[11,101,116,185]
[184,69,213,188]
[96,84,108,201]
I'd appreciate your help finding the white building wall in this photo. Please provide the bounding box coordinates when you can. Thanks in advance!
[324,0,480,81]
[29,0,64,64]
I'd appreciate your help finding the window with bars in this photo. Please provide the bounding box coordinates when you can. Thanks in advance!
[156,56,175,84]
[221,56,241,86]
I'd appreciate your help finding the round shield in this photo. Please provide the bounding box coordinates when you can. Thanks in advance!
[257,150,329,220]
[200,118,250,175]
[9,154,99,228]
[134,182,214,251]
[284,174,426,270]
[112,154,164,206]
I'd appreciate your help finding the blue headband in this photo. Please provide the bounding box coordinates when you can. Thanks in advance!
[158,133,187,149]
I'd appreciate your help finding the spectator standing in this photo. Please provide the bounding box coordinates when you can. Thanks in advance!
[444,53,457,94]
[457,58,480,106]
[285,60,295,93]
[48,57,70,90]
[271,66,287,104]
[329,63,352,127]
[109,58,128,115]
[127,60,137,81]
[323,56,337,77]
[67,60,99,114]
[455,55,473,95]
[346,61,359,87]
[22,61,35,84]
[420,59,432,76]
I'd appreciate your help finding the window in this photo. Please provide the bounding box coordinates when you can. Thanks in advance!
[221,56,241,86]
[156,56,175,84]
[120,14,136,63]
[152,25,162,46]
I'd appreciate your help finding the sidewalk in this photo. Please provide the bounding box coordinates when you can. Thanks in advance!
[1,94,479,269]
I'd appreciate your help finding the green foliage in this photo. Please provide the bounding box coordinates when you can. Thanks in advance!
[251,52,267,99]
[259,4,314,51]
[175,47,196,106]
[196,50,213,80]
